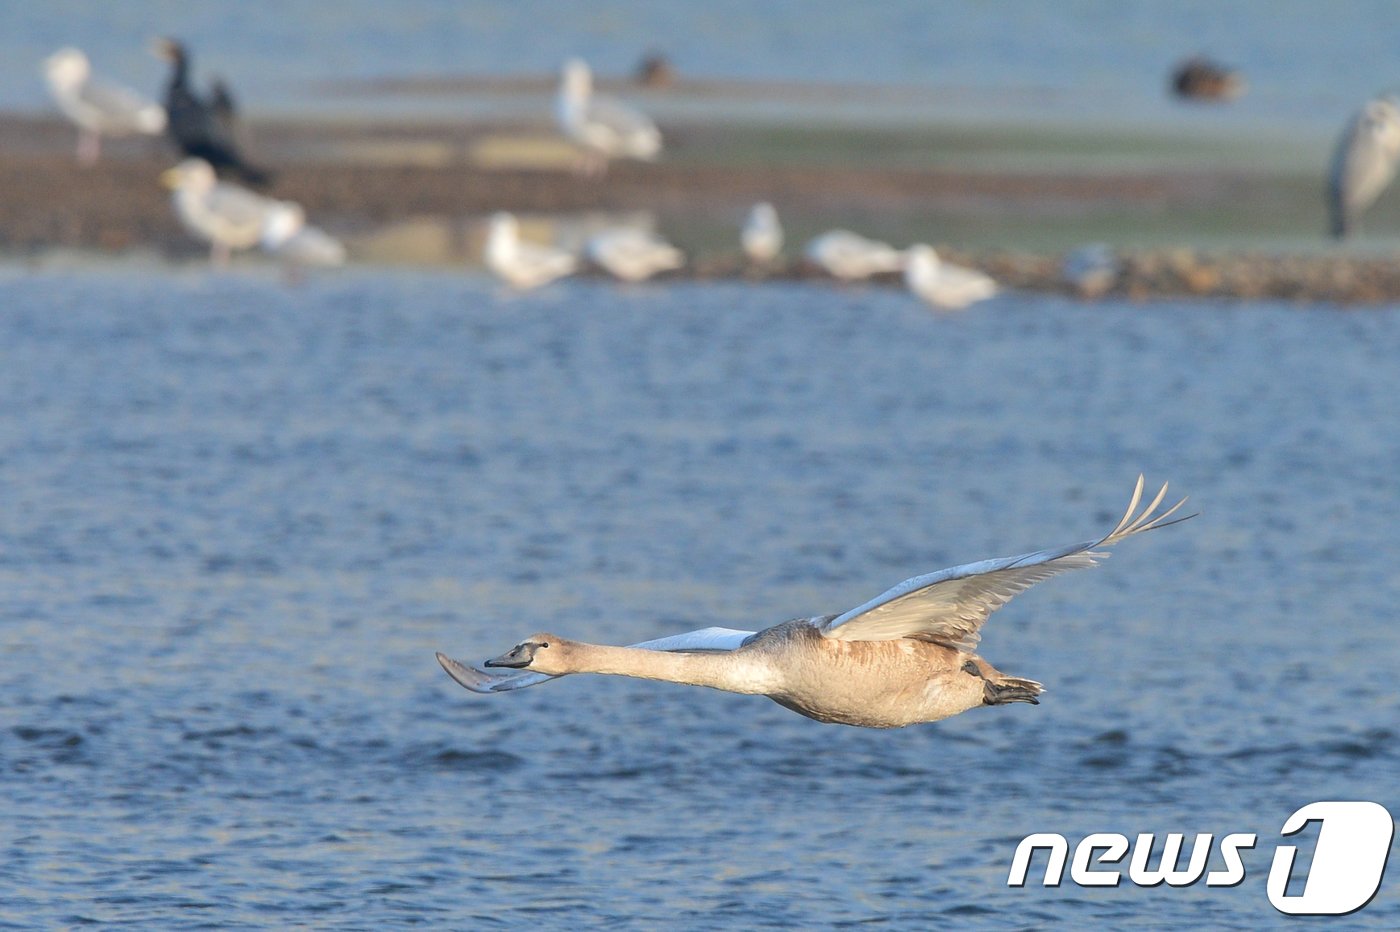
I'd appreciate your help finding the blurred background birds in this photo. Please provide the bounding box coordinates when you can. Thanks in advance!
[484,212,576,289]
[556,57,662,175]
[1327,94,1400,239]
[903,244,997,309]
[741,202,784,265]
[1169,56,1245,102]
[43,47,166,165]
[20,6,1400,299]
[804,230,905,281]
[586,226,683,281]
[260,201,346,269]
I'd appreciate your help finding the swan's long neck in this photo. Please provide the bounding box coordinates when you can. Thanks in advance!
[559,643,773,695]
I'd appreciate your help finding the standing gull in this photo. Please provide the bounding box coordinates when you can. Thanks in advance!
[556,58,662,174]
[260,202,346,269]
[1061,243,1119,298]
[484,213,577,289]
[42,48,166,166]
[161,158,283,265]
[804,229,904,281]
[585,227,683,282]
[742,202,784,264]
[437,477,1191,729]
[1328,95,1400,239]
[904,245,997,310]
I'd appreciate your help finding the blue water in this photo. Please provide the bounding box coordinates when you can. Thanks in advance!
[1,269,1397,926]
[5,1,1400,131]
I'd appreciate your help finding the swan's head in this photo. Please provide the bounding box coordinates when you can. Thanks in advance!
[44,48,90,88]
[485,634,567,673]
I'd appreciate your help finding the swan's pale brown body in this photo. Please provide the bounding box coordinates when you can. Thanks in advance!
[437,477,1190,729]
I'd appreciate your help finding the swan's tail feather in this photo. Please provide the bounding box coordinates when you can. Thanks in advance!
[983,673,1044,706]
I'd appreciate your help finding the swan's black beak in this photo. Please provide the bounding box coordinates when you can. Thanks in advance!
[484,642,535,669]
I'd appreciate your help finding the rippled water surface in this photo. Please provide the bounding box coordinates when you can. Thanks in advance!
[2,270,1399,927]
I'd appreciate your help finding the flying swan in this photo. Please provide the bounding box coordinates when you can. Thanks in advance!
[436,477,1191,728]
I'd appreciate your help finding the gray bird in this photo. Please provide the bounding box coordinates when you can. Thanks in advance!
[1328,95,1400,239]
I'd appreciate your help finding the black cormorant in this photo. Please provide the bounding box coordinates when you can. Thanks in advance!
[151,37,272,186]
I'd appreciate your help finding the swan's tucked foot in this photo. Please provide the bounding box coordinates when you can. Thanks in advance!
[982,675,1043,706]
[436,652,555,693]
[962,660,1042,706]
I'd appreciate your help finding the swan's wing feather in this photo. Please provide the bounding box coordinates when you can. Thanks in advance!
[818,542,1102,650]
[820,476,1191,650]
[627,626,757,652]
[436,626,758,695]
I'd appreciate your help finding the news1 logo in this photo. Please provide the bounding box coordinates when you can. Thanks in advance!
[1008,801,1395,916]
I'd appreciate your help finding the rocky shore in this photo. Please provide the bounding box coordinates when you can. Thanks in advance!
[3,111,1398,304]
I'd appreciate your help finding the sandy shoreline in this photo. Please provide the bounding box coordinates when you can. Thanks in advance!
[3,110,1398,303]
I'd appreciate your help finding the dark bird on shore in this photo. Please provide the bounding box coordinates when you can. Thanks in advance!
[150,37,272,186]
[208,78,238,139]
[634,51,675,89]
[1328,95,1400,239]
[1170,56,1245,102]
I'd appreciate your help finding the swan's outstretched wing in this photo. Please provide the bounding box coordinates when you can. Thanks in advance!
[626,627,757,653]
[436,626,756,694]
[819,476,1191,651]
